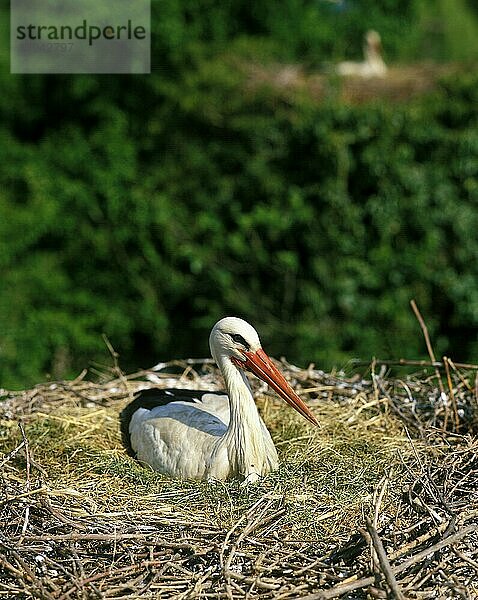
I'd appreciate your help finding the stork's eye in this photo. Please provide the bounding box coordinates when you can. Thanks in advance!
[229,333,250,349]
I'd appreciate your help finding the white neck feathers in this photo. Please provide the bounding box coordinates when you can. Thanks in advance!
[216,357,278,480]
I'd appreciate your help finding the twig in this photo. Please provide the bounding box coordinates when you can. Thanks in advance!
[369,476,389,575]
[373,477,388,529]
[388,520,450,561]
[12,532,200,550]
[446,357,474,392]
[0,439,26,468]
[365,517,405,600]
[451,547,478,573]
[102,334,131,398]
[224,569,280,591]
[17,422,31,544]
[410,300,445,396]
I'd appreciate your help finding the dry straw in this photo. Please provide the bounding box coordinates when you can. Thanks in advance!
[1,330,478,598]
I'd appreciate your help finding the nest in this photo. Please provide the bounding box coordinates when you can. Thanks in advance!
[1,357,477,599]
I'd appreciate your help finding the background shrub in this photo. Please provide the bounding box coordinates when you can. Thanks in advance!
[1,1,477,387]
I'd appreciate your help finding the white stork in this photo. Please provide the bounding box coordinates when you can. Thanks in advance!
[337,30,388,78]
[121,317,318,483]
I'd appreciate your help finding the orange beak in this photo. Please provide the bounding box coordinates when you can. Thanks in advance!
[233,348,318,426]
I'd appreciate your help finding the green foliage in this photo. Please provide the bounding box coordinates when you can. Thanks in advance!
[414,0,478,62]
[1,3,478,387]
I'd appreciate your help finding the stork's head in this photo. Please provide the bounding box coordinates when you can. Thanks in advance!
[209,317,261,363]
[365,30,382,53]
[210,317,318,426]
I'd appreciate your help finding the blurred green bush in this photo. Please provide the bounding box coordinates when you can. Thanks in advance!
[1,1,478,387]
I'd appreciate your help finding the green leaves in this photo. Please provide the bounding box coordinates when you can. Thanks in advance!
[1,3,478,387]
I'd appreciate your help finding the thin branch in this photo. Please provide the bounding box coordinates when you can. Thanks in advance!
[17,422,31,544]
[410,299,445,395]
[443,356,459,431]
[12,532,200,550]
[365,517,405,600]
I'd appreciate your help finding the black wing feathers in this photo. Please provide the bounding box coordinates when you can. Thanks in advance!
[120,388,225,457]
